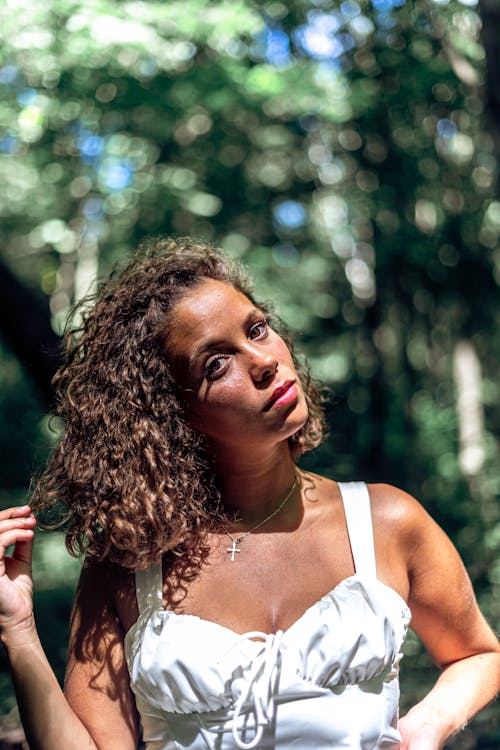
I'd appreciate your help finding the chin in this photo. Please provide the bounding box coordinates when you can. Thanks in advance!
[283,404,309,440]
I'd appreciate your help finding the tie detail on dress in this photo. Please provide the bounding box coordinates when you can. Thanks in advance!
[228,630,284,749]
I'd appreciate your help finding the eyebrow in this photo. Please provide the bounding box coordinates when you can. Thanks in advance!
[189,308,262,368]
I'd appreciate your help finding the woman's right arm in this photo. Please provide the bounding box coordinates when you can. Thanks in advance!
[0,506,138,750]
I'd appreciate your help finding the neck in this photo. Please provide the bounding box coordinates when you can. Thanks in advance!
[211,442,298,526]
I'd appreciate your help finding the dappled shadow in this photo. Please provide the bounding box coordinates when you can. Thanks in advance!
[66,563,139,741]
[67,546,211,743]
[161,542,212,611]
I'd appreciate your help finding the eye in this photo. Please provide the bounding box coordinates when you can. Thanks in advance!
[249,318,269,340]
[204,354,230,381]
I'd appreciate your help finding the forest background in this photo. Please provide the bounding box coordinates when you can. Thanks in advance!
[0,0,499,747]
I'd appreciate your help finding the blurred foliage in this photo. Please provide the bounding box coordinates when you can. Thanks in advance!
[0,0,499,746]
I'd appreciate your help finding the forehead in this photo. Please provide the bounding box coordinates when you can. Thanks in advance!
[166,278,255,357]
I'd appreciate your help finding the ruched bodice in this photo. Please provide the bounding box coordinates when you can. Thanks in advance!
[125,482,411,749]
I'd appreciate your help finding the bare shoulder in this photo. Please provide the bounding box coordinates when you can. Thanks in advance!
[365,483,499,665]
[304,473,431,546]
[366,481,450,562]
[74,559,137,633]
[366,481,428,526]
[359,483,427,599]
[66,560,140,748]
[366,481,467,580]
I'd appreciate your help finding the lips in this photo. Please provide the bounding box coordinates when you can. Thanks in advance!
[263,380,296,411]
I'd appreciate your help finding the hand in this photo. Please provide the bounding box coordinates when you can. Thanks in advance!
[0,505,37,641]
[398,711,444,750]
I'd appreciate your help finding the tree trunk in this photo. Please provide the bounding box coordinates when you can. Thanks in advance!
[0,258,63,409]
[479,0,500,162]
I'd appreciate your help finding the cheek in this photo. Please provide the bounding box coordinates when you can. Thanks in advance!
[201,375,249,413]
[188,372,249,422]
[275,337,297,371]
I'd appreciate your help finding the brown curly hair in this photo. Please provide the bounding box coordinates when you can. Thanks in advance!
[31,237,325,569]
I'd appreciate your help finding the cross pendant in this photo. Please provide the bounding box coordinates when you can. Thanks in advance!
[227,539,241,561]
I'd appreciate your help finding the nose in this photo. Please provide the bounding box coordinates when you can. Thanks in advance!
[246,345,277,384]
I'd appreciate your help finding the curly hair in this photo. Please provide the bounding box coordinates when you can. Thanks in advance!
[31,237,326,570]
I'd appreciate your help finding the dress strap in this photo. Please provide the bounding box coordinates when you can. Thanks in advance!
[134,562,163,616]
[337,481,377,578]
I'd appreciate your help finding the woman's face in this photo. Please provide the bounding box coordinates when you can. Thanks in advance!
[166,279,309,453]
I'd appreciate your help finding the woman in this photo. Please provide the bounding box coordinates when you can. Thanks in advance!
[1,237,499,750]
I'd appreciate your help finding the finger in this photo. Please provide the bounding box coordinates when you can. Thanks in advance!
[0,528,35,554]
[0,530,34,578]
[0,506,33,521]
[13,534,35,567]
[0,516,36,533]
[0,519,36,546]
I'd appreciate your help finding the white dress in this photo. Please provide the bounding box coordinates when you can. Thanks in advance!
[125,482,411,749]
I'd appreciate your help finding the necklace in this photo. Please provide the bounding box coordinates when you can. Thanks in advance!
[225,474,298,561]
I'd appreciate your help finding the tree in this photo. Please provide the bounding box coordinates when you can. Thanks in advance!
[0,1,499,745]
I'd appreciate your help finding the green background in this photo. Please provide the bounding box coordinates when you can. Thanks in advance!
[0,1,499,746]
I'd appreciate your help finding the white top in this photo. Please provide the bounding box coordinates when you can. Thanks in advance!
[125,482,411,749]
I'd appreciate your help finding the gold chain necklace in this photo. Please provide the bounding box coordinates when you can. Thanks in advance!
[225,474,298,561]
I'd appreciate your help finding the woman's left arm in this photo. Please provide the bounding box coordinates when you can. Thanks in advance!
[394,489,500,749]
